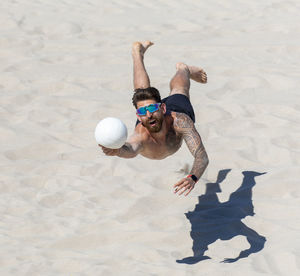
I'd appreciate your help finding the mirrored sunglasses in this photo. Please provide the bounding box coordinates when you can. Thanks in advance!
[136,103,161,116]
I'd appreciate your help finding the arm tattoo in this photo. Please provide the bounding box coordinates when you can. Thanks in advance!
[173,113,193,129]
[118,142,139,159]
[174,113,209,179]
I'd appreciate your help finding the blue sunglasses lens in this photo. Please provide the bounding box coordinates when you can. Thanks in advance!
[147,104,159,113]
[137,103,160,115]
[137,107,147,115]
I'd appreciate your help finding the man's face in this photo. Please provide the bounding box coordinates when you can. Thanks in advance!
[136,99,166,133]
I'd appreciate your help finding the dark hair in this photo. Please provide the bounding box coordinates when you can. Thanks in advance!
[132,87,161,108]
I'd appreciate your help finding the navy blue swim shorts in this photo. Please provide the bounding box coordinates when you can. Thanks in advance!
[162,94,195,123]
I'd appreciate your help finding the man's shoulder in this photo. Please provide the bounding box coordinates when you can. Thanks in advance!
[171,112,194,131]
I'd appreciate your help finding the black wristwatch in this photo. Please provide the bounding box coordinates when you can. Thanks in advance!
[187,174,198,183]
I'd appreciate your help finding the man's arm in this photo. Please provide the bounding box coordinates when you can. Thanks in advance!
[173,113,209,196]
[118,141,141,158]
[99,133,142,159]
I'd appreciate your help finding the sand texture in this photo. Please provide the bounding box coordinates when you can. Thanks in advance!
[0,0,300,275]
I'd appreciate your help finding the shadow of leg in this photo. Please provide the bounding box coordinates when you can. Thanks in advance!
[222,223,266,263]
[176,233,215,264]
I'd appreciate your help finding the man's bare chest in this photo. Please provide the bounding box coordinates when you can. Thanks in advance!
[141,129,183,160]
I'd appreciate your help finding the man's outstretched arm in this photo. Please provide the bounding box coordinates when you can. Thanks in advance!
[173,113,209,196]
[99,133,142,159]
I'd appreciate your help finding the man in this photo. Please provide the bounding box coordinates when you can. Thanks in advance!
[100,41,209,196]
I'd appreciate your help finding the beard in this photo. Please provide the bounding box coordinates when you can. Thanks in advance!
[141,116,163,133]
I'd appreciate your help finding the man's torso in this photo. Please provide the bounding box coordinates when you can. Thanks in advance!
[135,112,183,160]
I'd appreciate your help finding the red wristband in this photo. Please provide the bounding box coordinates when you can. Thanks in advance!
[187,174,198,182]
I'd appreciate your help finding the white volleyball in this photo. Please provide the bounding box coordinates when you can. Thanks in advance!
[95,117,128,149]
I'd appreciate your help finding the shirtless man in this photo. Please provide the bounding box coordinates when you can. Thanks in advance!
[100,41,209,196]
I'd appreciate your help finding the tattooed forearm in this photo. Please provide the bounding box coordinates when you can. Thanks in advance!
[183,128,202,156]
[184,131,209,179]
[174,112,209,179]
[190,147,209,179]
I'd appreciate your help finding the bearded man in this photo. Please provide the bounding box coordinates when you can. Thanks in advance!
[100,41,209,196]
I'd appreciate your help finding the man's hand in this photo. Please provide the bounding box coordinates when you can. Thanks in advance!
[174,177,195,196]
[99,145,120,156]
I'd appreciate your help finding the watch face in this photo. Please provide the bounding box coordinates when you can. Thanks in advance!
[191,175,198,182]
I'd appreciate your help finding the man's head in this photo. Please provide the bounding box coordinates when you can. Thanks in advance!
[132,87,161,108]
[132,87,166,133]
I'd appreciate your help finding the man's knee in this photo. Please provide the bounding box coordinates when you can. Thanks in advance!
[169,87,190,97]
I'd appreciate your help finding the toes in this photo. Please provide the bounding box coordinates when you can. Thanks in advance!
[201,72,207,83]
[132,41,154,55]
[141,41,154,52]
[144,41,154,48]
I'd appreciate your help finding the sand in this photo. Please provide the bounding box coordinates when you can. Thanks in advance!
[0,0,300,275]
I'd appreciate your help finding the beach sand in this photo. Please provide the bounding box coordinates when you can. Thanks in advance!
[0,0,300,275]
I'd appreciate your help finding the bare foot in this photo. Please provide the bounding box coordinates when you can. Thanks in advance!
[176,62,207,83]
[132,41,154,57]
[189,66,207,83]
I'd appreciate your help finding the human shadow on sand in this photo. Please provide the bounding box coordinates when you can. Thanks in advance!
[177,169,267,264]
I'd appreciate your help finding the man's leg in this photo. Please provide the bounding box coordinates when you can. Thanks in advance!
[169,62,207,99]
[132,41,153,89]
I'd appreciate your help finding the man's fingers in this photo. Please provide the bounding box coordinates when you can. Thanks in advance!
[174,179,184,188]
[174,181,187,191]
[99,145,118,156]
[102,148,110,154]
[174,180,189,193]
[106,150,116,156]
[184,187,193,196]
[178,186,189,195]
[174,177,195,196]
[179,184,194,196]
